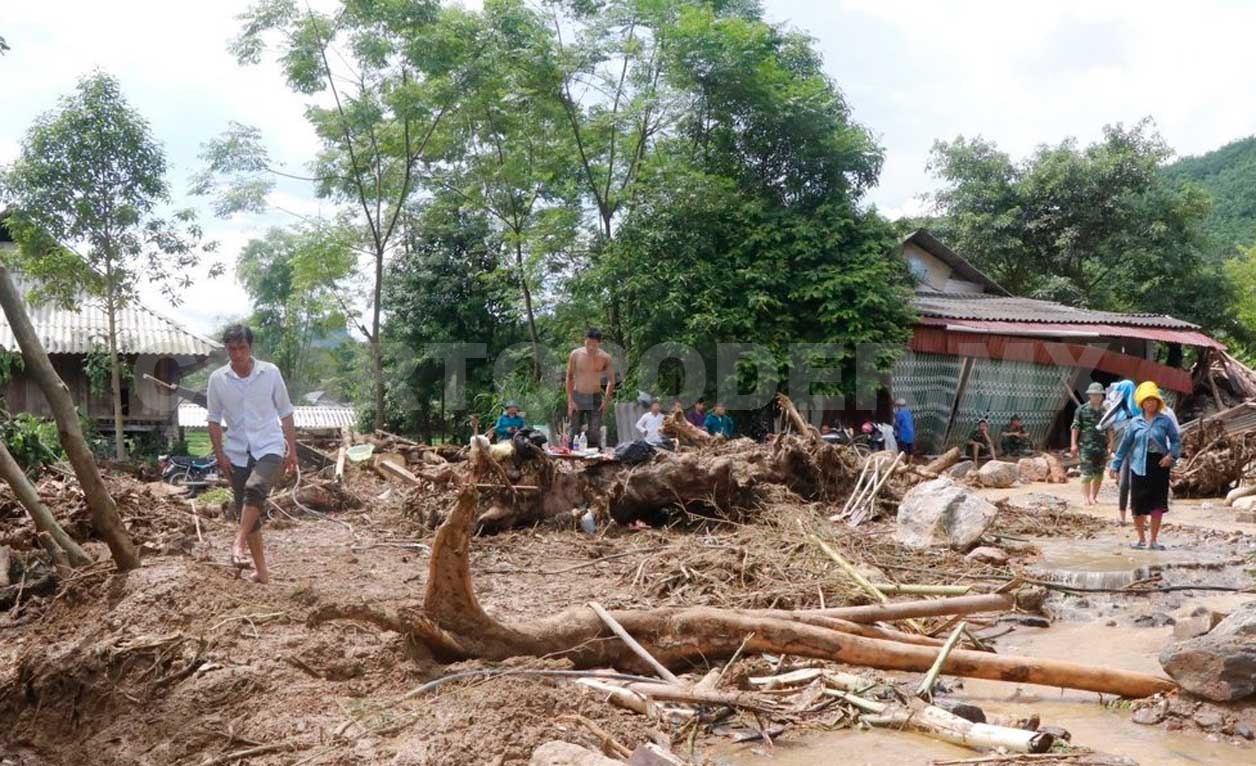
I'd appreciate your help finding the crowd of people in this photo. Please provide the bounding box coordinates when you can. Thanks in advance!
[487,329,1182,551]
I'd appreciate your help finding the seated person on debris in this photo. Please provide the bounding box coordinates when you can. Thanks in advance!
[636,399,668,446]
[999,415,1032,457]
[687,398,708,431]
[968,418,998,463]
[704,402,735,438]
[493,402,526,441]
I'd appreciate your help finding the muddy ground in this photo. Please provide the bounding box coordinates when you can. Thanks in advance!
[1,468,1254,765]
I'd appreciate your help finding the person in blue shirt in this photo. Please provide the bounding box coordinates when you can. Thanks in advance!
[494,402,526,441]
[1109,382,1181,551]
[893,398,915,462]
[704,403,735,438]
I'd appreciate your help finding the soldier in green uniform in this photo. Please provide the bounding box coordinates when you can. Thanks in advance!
[1072,382,1114,507]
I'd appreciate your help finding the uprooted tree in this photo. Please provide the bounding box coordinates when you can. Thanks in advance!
[0,264,137,570]
[315,438,1176,700]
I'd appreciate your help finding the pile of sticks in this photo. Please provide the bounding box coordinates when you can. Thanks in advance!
[831,452,903,526]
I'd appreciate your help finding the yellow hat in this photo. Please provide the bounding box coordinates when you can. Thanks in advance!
[1134,381,1163,409]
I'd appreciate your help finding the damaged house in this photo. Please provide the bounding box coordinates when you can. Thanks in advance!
[891,230,1228,453]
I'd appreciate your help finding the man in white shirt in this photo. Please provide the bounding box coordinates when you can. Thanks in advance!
[635,399,666,445]
[207,324,297,584]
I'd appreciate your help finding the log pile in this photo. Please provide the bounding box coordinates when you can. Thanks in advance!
[1171,417,1256,498]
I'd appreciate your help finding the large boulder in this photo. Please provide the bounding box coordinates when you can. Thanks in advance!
[1211,600,1256,638]
[530,741,624,766]
[977,460,1018,488]
[947,460,975,479]
[1002,492,1070,514]
[1016,457,1050,483]
[1232,496,1256,512]
[896,477,999,551]
[1160,635,1256,702]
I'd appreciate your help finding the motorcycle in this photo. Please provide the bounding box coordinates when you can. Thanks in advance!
[851,422,886,455]
[159,454,220,489]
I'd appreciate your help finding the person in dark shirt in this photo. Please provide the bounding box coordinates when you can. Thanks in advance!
[687,398,708,430]
[1000,415,1031,457]
[968,419,997,463]
[704,403,735,438]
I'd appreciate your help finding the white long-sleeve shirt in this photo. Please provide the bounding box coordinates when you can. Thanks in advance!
[206,359,294,465]
[636,411,666,444]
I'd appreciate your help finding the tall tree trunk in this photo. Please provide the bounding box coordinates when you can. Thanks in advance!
[371,248,385,431]
[515,240,542,380]
[0,265,140,570]
[0,440,91,571]
[104,266,126,460]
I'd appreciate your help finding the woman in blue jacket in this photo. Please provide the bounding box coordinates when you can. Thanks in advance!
[1108,382,1180,550]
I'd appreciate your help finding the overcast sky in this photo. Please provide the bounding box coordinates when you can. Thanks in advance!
[3,0,1255,335]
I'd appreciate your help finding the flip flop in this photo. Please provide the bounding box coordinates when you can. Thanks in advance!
[1149,542,1166,551]
[1129,541,1146,550]
[230,550,252,570]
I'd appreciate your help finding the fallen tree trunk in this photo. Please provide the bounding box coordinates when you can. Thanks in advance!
[0,266,139,571]
[661,410,712,447]
[1225,484,1256,507]
[0,440,90,571]
[311,487,1175,700]
[921,447,962,476]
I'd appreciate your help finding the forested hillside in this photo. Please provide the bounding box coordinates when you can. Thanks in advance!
[1164,135,1256,257]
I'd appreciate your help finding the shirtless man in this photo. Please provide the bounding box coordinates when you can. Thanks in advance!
[566,328,615,449]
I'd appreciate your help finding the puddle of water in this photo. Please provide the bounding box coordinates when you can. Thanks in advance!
[1029,537,1236,590]
[714,621,1254,766]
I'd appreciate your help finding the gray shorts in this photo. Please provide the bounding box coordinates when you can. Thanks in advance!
[231,454,282,529]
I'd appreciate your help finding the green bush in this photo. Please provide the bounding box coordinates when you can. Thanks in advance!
[1,413,64,472]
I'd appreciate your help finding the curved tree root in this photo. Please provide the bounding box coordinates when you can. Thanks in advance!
[313,486,1175,699]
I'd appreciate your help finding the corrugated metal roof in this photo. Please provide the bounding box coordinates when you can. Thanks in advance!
[912,292,1200,330]
[918,317,1224,350]
[0,269,219,356]
[178,402,358,431]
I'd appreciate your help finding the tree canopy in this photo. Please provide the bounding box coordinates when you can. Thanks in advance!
[926,120,1232,332]
[3,71,216,458]
[1163,135,1256,260]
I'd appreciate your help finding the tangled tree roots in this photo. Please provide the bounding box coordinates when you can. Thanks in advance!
[1173,418,1256,497]
[310,487,1175,699]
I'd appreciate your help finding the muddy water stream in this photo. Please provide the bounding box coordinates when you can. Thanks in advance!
[717,529,1254,765]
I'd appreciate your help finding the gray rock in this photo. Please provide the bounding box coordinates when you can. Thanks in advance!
[936,700,986,723]
[1132,705,1167,725]
[530,741,624,766]
[895,477,999,551]
[1236,723,1255,740]
[1193,709,1225,729]
[965,546,1008,565]
[947,460,974,479]
[1160,636,1256,701]
[1173,612,1227,640]
[1002,492,1070,514]
[1210,600,1256,638]
[1038,725,1072,742]
[977,460,1018,488]
[1134,612,1175,628]
[1016,456,1050,483]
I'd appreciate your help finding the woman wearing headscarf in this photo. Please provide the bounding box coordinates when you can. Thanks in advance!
[1108,382,1181,550]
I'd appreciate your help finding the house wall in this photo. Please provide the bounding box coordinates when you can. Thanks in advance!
[4,353,187,426]
[903,242,953,291]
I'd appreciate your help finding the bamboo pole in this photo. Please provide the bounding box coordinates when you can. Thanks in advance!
[873,583,971,596]
[809,592,1016,624]
[812,536,924,632]
[917,622,967,699]
[589,601,681,684]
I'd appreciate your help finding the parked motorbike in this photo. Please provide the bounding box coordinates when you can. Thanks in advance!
[851,422,887,455]
[159,454,220,488]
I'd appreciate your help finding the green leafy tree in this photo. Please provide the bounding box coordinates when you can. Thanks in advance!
[236,225,355,396]
[382,195,523,441]
[197,0,467,429]
[4,71,217,459]
[438,0,579,378]
[926,120,1229,330]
